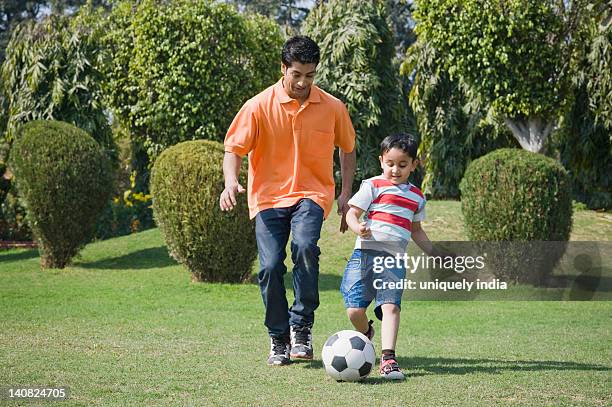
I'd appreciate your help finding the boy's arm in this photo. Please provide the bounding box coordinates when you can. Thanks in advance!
[411,222,435,255]
[412,222,455,258]
[345,206,372,239]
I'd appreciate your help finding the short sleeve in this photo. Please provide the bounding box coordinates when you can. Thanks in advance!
[334,101,356,153]
[224,99,258,157]
[348,180,375,212]
[412,198,427,222]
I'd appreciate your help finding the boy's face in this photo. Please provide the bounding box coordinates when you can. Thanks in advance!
[379,147,418,185]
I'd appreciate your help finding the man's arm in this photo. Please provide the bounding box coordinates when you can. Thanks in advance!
[338,149,356,232]
[219,152,245,211]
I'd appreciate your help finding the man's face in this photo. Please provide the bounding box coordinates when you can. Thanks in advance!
[281,62,317,101]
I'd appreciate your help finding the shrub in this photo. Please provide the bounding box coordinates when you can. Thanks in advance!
[460,148,573,283]
[460,148,572,240]
[0,9,117,241]
[10,120,114,268]
[150,140,256,282]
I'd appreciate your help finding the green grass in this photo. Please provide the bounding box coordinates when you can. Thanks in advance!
[1,201,611,406]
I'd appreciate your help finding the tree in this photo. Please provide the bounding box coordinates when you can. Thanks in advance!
[583,7,612,128]
[386,0,416,57]
[402,38,516,198]
[101,0,282,163]
[226,0,311,32]
[0,0,46,62]
[555,7,612,209]
[303,0,406,180]
[414,0,601,153]
[0,1,111,63]
[1,10,114,152]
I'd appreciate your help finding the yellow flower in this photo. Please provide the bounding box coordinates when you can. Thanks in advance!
[123,189,132,204]
[129,171,137,189]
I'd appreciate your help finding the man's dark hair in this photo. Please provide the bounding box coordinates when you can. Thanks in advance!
[281,36,320,67]
[380,133,419,160]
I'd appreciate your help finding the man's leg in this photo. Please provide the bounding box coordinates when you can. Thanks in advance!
[288,199,324,359]
[255,208,291,365]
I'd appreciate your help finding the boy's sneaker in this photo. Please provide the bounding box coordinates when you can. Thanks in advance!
[380,357,405,380]
[290,325,313,360]
[267,335,290,366]
[364,320,375,341]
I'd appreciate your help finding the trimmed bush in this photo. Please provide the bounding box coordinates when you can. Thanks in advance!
[150,140,256,282]
[10,120,114,268]
[460,148,572,241]
[460,148,573,284]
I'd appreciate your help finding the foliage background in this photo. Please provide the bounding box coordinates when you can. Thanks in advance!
[303,0,408,183]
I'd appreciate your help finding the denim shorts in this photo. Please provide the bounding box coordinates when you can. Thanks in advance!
[340,249,406,320]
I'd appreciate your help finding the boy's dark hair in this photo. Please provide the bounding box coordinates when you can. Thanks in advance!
[380,133,419,160]
[281,36,320,67]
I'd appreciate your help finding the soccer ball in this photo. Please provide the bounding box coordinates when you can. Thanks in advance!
[321,330,376,381]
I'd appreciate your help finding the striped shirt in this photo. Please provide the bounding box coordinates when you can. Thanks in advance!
[348,175,426,253]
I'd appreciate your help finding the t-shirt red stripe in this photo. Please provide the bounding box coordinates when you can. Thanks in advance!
[372,194,419,212]
[368,211,412,231]
[371,179,395,188]
[409,185,424,198]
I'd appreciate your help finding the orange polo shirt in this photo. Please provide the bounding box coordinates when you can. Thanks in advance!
[224,79,356,219]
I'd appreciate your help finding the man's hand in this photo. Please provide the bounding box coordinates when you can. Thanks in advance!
[337,191,351,233]
[219,182,245,211]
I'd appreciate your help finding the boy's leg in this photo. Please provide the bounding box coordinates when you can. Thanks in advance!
[342,249,376,340]
[375,254,406,379]
[347,308,375,341]
[288,199,324,359]
[380,304,400,350]
[347,308,369,332]
[379,304,404,379]
[255,207,292,364]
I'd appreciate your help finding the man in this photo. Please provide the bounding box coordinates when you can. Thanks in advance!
[219,36,356,366]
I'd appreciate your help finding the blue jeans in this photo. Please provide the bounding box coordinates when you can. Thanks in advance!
[340,249,406,321]
[255,199,324,337]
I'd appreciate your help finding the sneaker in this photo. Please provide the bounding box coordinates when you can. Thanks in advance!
[290,325,313,360]
[267,335,290,366]
[364,320,375,341]
[380,357,405,380]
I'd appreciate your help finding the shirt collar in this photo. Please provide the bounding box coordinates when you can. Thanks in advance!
[275,78,321,104]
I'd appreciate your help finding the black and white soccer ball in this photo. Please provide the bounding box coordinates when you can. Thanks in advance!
[321,330,376,381]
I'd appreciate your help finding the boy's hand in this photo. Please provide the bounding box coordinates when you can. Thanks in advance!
[219,182,245,211]
[358,221,372,239]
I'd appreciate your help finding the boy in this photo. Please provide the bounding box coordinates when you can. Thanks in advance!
[341,133,436,380]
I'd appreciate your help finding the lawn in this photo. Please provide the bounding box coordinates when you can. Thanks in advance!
[1,201,610,406]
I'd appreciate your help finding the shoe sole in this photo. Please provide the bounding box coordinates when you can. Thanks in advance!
[268,360,291,366]
[380,372,405,380]
[290,353,313,360]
